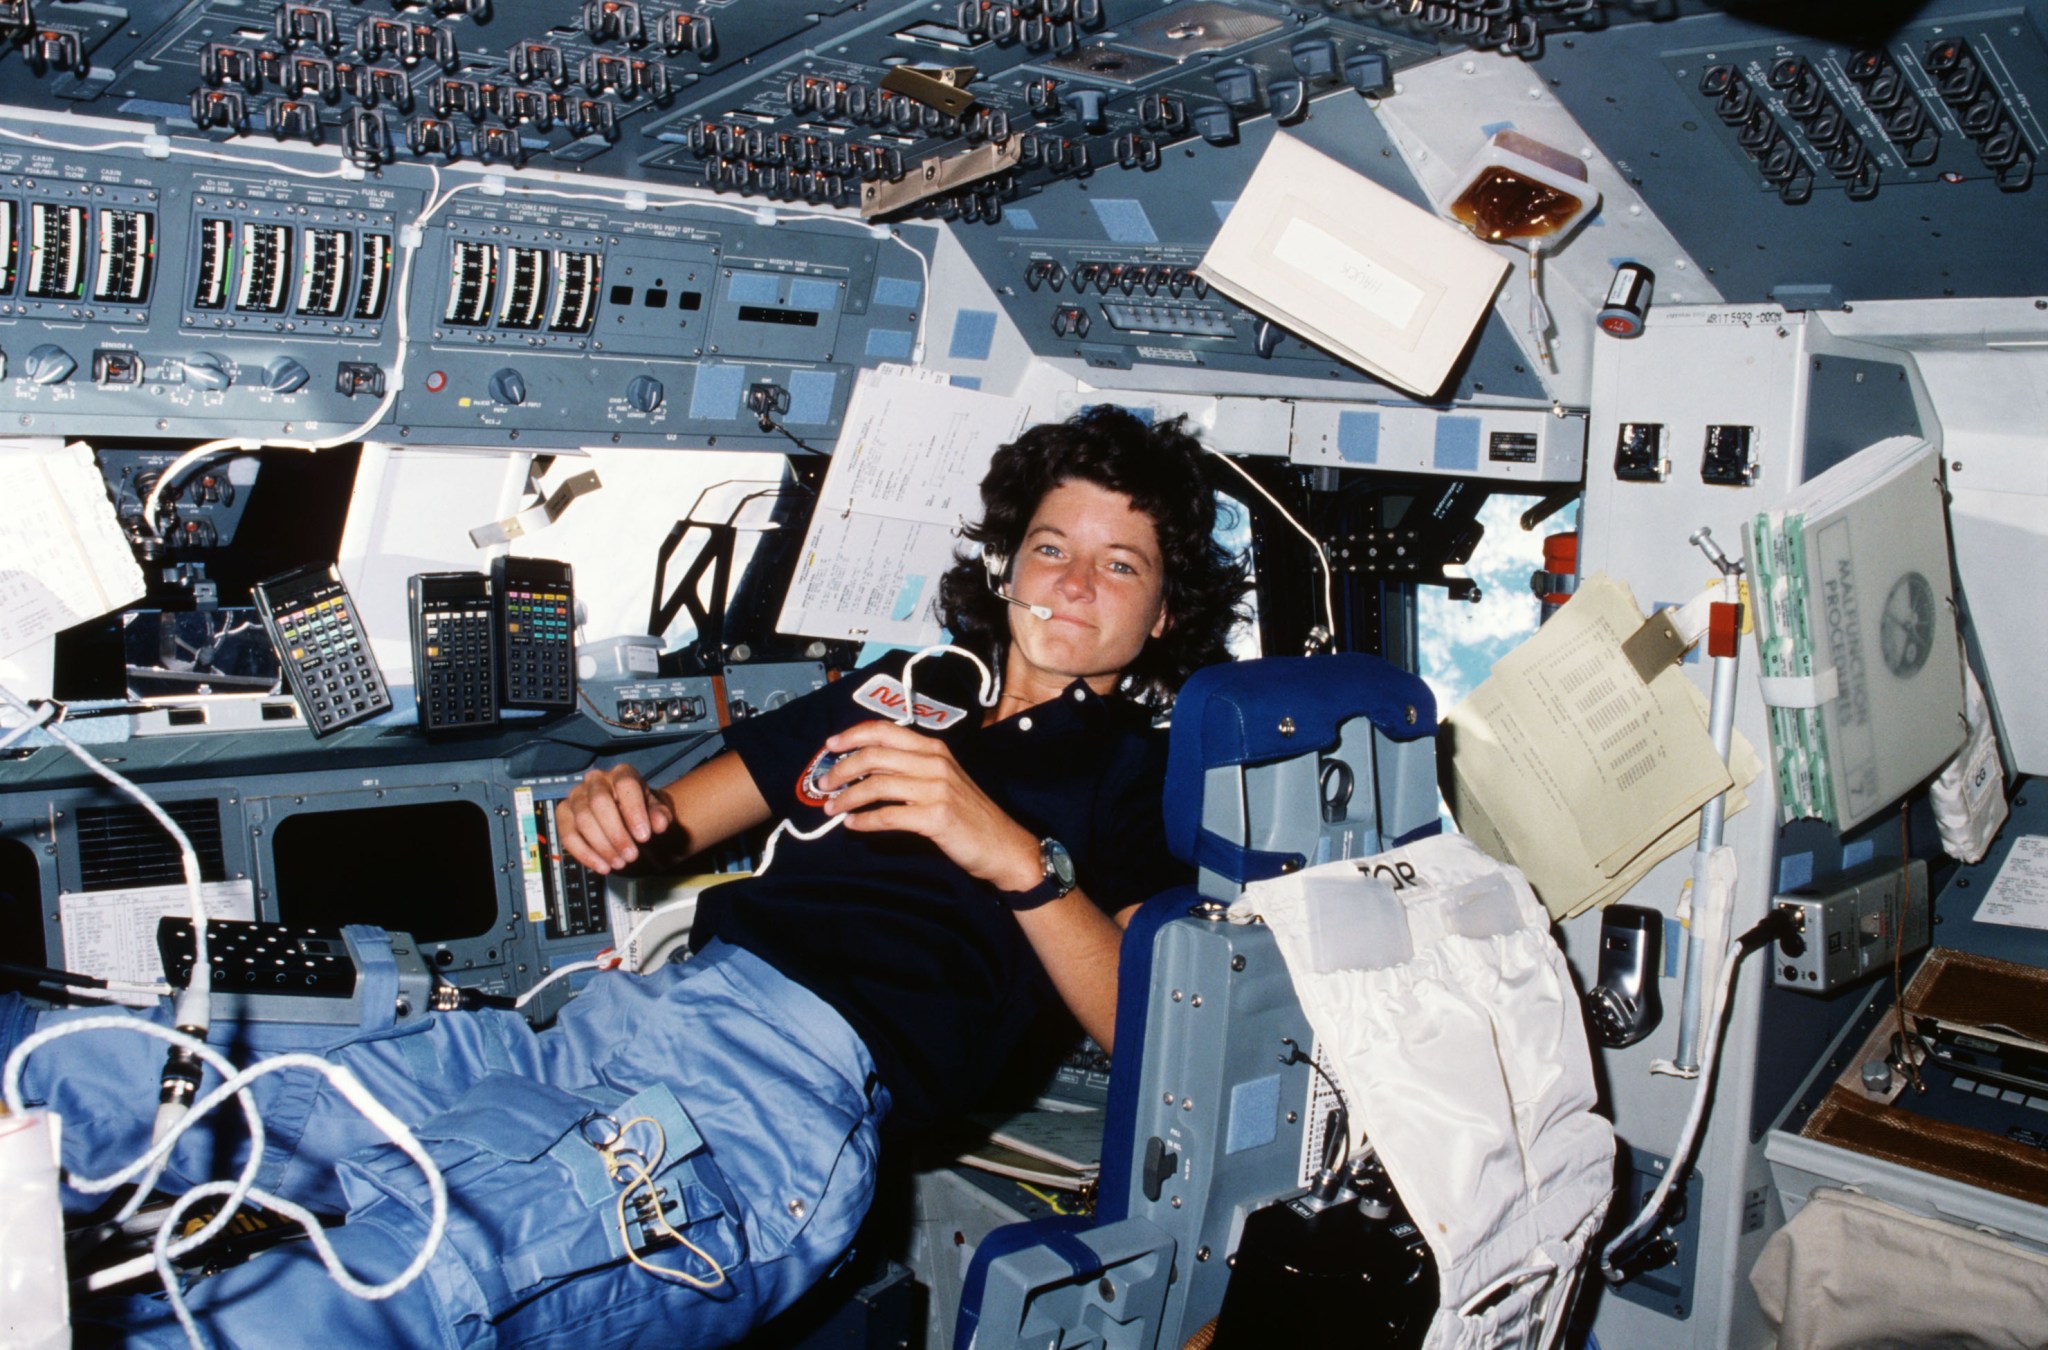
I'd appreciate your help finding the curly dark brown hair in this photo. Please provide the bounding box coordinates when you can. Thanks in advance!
[936,405,1248,710]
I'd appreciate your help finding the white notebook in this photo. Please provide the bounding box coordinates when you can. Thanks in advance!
[1197,132,1509,398]
[1746,437,1964,830]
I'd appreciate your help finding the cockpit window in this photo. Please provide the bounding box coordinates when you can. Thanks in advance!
[1418,493,1579,716]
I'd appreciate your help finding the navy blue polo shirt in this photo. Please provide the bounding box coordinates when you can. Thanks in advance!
[691,650,1187,1131]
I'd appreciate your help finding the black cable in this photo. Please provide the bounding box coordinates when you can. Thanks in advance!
[0,959,113,991]
[756,412,826,456]
[1279,1035,1348,1115]
[1735,904,1805,957]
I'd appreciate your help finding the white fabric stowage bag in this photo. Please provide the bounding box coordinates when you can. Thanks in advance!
[1234,833,1614,1350]
[1750,1187,2048,1350]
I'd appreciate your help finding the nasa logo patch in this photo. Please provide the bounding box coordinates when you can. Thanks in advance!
[850,673,968,731]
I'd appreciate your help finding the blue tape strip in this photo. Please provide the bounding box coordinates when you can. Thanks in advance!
[788,277,840,312]
[1226,1074,1281,1154]
[1337,410,1381,464]
[785,368,837,425]
[688,363,745,420]
[865,328,914,359]
[1433,416,1482,471]
[1091,199,1159,244]
[949,309,998,362]
[873,275,922,309]
[728,272,780,305]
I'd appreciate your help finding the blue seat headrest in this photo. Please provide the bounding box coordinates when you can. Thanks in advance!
[1163,653,1436,873]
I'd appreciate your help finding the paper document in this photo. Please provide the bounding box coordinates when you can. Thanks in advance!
[957,1104,1103,1193]
[1972,835,2048,932]
[0,442,147,659]
[1197,133,1509,398]
[966,1104,1104,1172]
[778,367,1030,645]
[1444,573,1758,919]
[59,880,257,1000]
[817,369,1019,526]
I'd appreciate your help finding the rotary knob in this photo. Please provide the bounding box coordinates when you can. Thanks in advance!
[263,357,311,393]
[625,374,665,413]
[489,367,528,406]
[24,344,76,385]
[180,352,233,391]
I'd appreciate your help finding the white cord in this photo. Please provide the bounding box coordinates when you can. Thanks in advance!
[0,125,153,156]
[0,696,59,751]
[1206,449,1337,652]
[26,118,932,519]
[138,172,470,535]
[751,645,998,879]
[754,813,849,877]
[45,979,175,1001]
[901,643,1000,712]
[6,1018,267,1275]
[513,958,604,1010]
[6,1016,448,1339]
[0,684,211,1021]
[1599,934,1746,1281]
[0,124,357,184]
[148,1052,447,1302]
[0,679,438,1312]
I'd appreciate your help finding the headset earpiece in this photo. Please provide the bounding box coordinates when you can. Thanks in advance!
[982,548,1050,621]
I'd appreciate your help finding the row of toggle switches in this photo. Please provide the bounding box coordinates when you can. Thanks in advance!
[1025,260,1209,298]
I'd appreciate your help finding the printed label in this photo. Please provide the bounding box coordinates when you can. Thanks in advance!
[851,672,969,730]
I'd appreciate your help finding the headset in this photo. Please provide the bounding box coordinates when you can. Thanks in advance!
[983,549,1052,621]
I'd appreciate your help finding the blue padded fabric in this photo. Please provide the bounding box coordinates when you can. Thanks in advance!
[1163,654,1436,871]
[342,924,399,1033]
[953,1214,1099,1350]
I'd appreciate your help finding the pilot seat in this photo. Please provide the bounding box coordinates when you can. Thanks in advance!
[956,652,1447,1350]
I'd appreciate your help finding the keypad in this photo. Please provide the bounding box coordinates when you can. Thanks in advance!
[502,581,574,708]
[255,566,392,737]
[412,573,499,732]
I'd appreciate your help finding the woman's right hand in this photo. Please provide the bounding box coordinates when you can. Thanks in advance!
[555,763,674,874]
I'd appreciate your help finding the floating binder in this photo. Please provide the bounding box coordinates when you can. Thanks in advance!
[1744,437,1965,831]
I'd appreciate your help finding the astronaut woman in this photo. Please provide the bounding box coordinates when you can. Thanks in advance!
[3,404,1246,1347]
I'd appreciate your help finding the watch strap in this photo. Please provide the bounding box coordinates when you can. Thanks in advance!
[1001,837,1076,911]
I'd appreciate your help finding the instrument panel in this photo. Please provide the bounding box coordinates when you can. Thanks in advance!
[0,2,2036,442]
[0,138,934,446]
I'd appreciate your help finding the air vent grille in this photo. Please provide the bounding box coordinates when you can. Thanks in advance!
[74,798,228,891]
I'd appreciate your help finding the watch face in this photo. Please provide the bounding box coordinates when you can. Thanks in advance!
[1881,572,1936,678]
[1042,837,1076,889]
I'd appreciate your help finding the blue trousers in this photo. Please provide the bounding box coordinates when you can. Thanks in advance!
[2,941,887,1348]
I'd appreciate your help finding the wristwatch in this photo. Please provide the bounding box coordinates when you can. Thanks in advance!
[1003,837,1077,911]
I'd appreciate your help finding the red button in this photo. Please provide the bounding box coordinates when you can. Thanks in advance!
[425,370,447,393]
